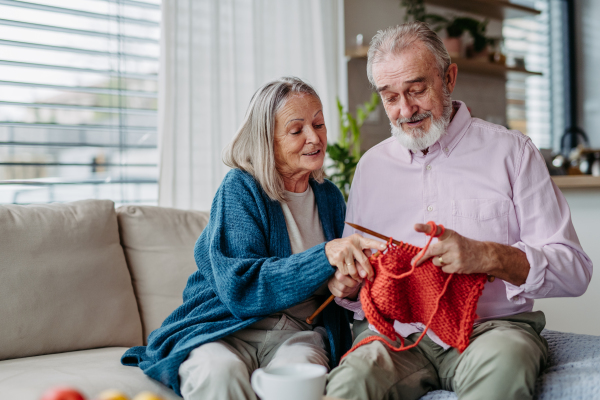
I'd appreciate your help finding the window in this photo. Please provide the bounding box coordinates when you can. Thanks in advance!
[504,0,564,150]
[0,0,160,205]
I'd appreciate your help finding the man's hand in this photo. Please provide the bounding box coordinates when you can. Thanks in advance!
[412,223,530,286]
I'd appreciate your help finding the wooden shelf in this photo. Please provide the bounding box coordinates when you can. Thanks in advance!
[425,0,541,20]
[552,176,600,189]
[345,46,542,78]
[453,57,542,78]
[345,45,370,59]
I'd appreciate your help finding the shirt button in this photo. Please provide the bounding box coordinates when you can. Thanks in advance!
[426,165,432,170]
[443,147,449,152]
[427,205,433,212]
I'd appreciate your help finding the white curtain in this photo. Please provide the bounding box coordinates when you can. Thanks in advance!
[158,0,347,210]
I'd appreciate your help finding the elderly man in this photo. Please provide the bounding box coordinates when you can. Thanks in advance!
[325,22,592,400]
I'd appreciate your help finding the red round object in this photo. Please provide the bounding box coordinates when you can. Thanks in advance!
[40,387,86,400]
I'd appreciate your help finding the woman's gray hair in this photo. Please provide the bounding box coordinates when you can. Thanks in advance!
[223,76,325,203]
[367,21,451,86]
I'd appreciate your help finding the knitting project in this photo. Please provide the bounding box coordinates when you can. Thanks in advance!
[345,221,487,358]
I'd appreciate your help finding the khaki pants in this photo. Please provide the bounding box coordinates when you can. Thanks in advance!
[178,314,329,400]
[326,311,548,400]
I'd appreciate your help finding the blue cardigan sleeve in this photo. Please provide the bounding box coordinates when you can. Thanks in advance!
[193,170,337,320]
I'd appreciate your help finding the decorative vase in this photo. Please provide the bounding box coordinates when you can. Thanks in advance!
[443,37,461,59]
[466,44,488,61]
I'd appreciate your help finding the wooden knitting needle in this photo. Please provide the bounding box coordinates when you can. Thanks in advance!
[306,222,496,325]
[306,295,335,324]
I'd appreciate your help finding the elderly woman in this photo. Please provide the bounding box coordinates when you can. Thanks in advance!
[122,77,385,399]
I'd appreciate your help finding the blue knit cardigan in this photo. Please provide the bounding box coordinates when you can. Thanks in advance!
[121,169,353,395]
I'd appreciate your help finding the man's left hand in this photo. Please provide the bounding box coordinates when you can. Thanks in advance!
[411,223,530,286]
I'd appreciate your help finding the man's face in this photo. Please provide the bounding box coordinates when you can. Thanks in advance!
[372,41,454,149]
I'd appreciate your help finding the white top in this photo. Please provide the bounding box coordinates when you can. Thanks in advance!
[280,185,329,323]
[281,185,326,254]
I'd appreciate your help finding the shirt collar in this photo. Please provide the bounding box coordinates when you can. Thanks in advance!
[437,100,471,158]
[395,100,472,163]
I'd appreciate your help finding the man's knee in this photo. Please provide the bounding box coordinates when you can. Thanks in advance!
[327,340,435,400]
[452,325,546,400]
[468,326,546,371]
[326,351,375,399]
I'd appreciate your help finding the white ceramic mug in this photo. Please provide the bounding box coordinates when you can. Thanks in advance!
[251,363,327,400]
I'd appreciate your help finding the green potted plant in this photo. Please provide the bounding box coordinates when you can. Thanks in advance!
[327,93,380,200]
[400,0,489,60]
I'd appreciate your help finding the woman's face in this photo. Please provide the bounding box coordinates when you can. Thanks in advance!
[274,94,327,185]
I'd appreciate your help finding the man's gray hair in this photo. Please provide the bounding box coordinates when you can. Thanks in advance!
[223,76,325,203]
[367,21,451,86]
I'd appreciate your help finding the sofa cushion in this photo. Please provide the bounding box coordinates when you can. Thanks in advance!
[0,200,143,361]
[0,347,182,400]
[116,205,209,342]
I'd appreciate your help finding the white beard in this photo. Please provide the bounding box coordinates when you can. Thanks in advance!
[391,105,452,152]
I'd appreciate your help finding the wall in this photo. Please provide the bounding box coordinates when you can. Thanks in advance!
[577,0,600,148]
[533,188,600,335]
[344,0,505,151]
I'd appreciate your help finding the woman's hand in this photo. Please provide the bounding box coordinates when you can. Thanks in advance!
[325,234,386,281]
[328,270,362,299]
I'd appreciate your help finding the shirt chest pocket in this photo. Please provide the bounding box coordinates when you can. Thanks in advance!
[451,199,510,244]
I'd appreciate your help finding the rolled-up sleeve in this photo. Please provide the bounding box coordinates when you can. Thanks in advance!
[505,140,593,302]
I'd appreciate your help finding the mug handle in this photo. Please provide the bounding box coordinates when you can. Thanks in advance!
[251,368,266,398]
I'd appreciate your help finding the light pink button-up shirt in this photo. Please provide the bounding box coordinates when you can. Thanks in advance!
[336,101,593,348]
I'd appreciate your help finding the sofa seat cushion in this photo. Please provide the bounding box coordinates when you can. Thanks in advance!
[0,200,143,360]
[0,347,182,400]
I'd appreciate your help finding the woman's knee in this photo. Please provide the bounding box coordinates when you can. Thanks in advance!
[179,342,252,395]
[268,331,329,369]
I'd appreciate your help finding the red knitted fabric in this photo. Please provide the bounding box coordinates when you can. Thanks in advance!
[344,221,487,358]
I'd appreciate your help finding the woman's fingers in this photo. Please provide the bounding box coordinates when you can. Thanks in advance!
[353,235,385,280]
[328,271,361,298]
[351,245,373,281]
[357,235,387,251]
[334,270,361,288]
[344,252,360,281]
[325,235,386,281]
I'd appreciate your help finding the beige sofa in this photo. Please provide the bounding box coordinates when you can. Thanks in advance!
[0,200,209,399]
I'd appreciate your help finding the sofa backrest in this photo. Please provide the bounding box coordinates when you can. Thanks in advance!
[0,200,143,361]
[116,205,209,343]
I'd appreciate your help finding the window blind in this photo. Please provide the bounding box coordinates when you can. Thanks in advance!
[503,0,563,150]
[0,0,160,205]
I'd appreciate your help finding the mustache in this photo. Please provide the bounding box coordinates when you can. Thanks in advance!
[397,111,433,125]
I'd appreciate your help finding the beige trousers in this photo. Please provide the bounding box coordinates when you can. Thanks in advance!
[326,311,548,400]
[178,314,329,400]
